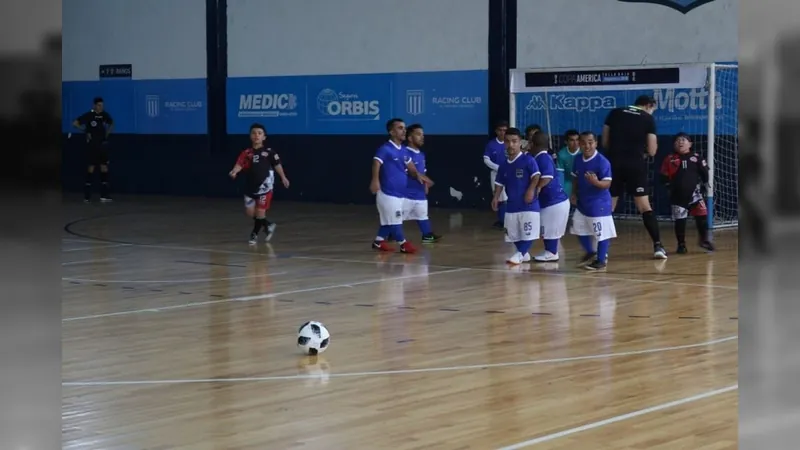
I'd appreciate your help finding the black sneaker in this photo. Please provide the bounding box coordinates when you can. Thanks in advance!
[677,244,688,254]
[699,240,715,252]
[421,233,441,244]
[654,244,668,259]
[248,233,258,245]
[492,221,504,230]
[585,260,607,271]
[577,252,596,267]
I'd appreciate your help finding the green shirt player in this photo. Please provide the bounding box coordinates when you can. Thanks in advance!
[556,129,581,197]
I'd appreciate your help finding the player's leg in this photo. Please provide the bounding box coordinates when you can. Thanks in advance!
[609,162,625,213]
[373,191,395,251]
[690,199,714,251]
[414,200,441,243]
[386,194,415,253]
[628,165,667,259]
[535,199,569,262]
[585,215,617,271]
[244,196,261,244]
[671,204,689,253]
[258,191,277,242]
[491,172,506,229]
[570,209,596,266]
[504,212,526,264]
[98,145,112,201]
[84,164,95,202]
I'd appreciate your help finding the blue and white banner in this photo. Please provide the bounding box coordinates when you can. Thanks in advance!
[62,78,207,134]
[514,67,738,136]
[226,70,488,135]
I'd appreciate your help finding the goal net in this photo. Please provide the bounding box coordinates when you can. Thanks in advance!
[509,63,739,229]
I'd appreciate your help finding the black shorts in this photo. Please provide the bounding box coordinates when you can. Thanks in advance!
[87,140,109,166]
[610,160,648,197]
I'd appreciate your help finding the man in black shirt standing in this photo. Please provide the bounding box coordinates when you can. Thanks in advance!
[602,95,668,259]
[72,97,114,202]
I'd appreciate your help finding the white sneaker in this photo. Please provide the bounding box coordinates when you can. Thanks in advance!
[522,252,532,262]
[265,223,277,241]
[506,252,524,265]
[533,251,559,262]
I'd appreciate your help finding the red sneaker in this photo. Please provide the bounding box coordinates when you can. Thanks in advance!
[372,241,394,252]
[399,242,417,254]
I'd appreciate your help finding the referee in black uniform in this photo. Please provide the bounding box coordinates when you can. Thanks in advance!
[72,97,114,202]
[602,95,668,259]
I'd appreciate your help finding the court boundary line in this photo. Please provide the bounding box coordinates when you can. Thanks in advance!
[62,243,132,252]
[62,268,469,322]
[61,335,737,386]
[496,384,738,449]
[62,271,288,284]
[62,216,738,290]
[291,255,739,290]
[62,258,117,266]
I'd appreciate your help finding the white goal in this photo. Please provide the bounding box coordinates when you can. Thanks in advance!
[509,63,739,229]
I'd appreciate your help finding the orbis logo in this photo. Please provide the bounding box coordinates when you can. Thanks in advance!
[238,94,298,118]
[653,88,722,112]
[525,94,616,112]
[316,89,380,120]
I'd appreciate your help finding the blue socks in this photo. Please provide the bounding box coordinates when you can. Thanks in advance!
[418,219,432,235]
[392,224,406,244]
[497,201,507,223]
[578,235,594,254]
[514,240,533,255]
[544,239,559,254]
[597,239,610,263]
[376,225,390,241]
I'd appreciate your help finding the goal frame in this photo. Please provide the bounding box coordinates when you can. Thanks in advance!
[508,62,738,230]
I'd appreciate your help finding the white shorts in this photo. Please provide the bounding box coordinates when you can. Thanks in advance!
[504,211,540,243]
[376,191,404,226]
[490,171,508,202]
[403,198,429,221]
[570,210,617,241]
[540,199,570,240]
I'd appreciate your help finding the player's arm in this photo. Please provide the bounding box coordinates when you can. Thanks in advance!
[588,160,613,190]
[645,115,657,157]
[601,111,614,149]
[72,112,89,131]
[537,155,554,189]
[103,112,114,138]
[269,152,290,188]
[525,159,541,203]
[659,155,675,185]
[483,144,499,171]
[570,171,579,205]
[370,150,385,194]
[229,150,249,178]
[491,166,505,211]
[697,155,710,185]
[406,159,433,187]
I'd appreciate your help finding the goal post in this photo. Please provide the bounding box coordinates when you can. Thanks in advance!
[509,63,739,229]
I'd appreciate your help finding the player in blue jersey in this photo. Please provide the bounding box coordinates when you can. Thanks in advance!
[371,118,432,253]
[492,127,542,265]
[570,131,617,271]
[484,120,509,229]
[403,123,442,243]
[529,132,570,262]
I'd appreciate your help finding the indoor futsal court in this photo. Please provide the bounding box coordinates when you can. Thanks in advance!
[61,196,738,449]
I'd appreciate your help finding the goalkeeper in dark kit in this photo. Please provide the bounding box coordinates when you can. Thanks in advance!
[659,132,715,254]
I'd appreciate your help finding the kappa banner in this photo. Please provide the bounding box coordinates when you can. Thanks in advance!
[226,70,488,135]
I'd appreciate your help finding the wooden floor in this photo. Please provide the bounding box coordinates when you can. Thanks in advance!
[61,196,738,450]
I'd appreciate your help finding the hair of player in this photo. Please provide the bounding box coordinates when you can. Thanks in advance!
[525,124,542,135]
[634,95,656,107]
[564,129,579,138]
[579,131,596,140]
[505,127,522,138]
[495,120,509,129]
[93,97,103,104]
[532,131,550,149]
[386,118,404,133]
[249,123,266,134]
[407,123,423,135]
[673,132,692,143]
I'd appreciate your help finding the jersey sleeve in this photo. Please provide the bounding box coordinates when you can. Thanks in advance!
[235,149,252,169]
[494,162,506,187]
[598,158,612,181]
[103,112,114,124]
[268,150,281,167]
[373,146,388,164]
[76,111,91,125]
[528,156,541,178]
[697,154,710,183]
[537,154,555,179]
[660,154,677,179]
[645,113,656,135]
[603,109,617,126]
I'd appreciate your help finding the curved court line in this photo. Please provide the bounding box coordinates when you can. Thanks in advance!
[61,335,737,386]
[61,271,288,284]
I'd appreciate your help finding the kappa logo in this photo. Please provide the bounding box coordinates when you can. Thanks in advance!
[617,0,717,14]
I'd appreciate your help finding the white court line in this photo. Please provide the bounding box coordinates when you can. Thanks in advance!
[62,238,98,244]
[61,335,737,386]
[62,258,117,266]
[62,244,132,252]
[62,268,468,322]
[62,271,288,284]
[496,384,738,449]
[291,255,739,290]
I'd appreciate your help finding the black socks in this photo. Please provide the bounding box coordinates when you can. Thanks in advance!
[84,172,93,199]
[641,210,661,245]
[695,215,709,242]
[674,218,687,244]
[99,171,110,198]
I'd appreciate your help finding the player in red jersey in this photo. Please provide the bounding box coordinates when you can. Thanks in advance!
[659,132,714,253]
[229,123,290,244]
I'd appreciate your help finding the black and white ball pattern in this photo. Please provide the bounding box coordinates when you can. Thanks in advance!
[297,321,331,355]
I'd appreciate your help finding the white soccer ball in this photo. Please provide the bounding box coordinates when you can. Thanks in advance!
[297,321,331,355]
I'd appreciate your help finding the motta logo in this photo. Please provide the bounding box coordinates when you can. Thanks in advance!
[616,0,717,14]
